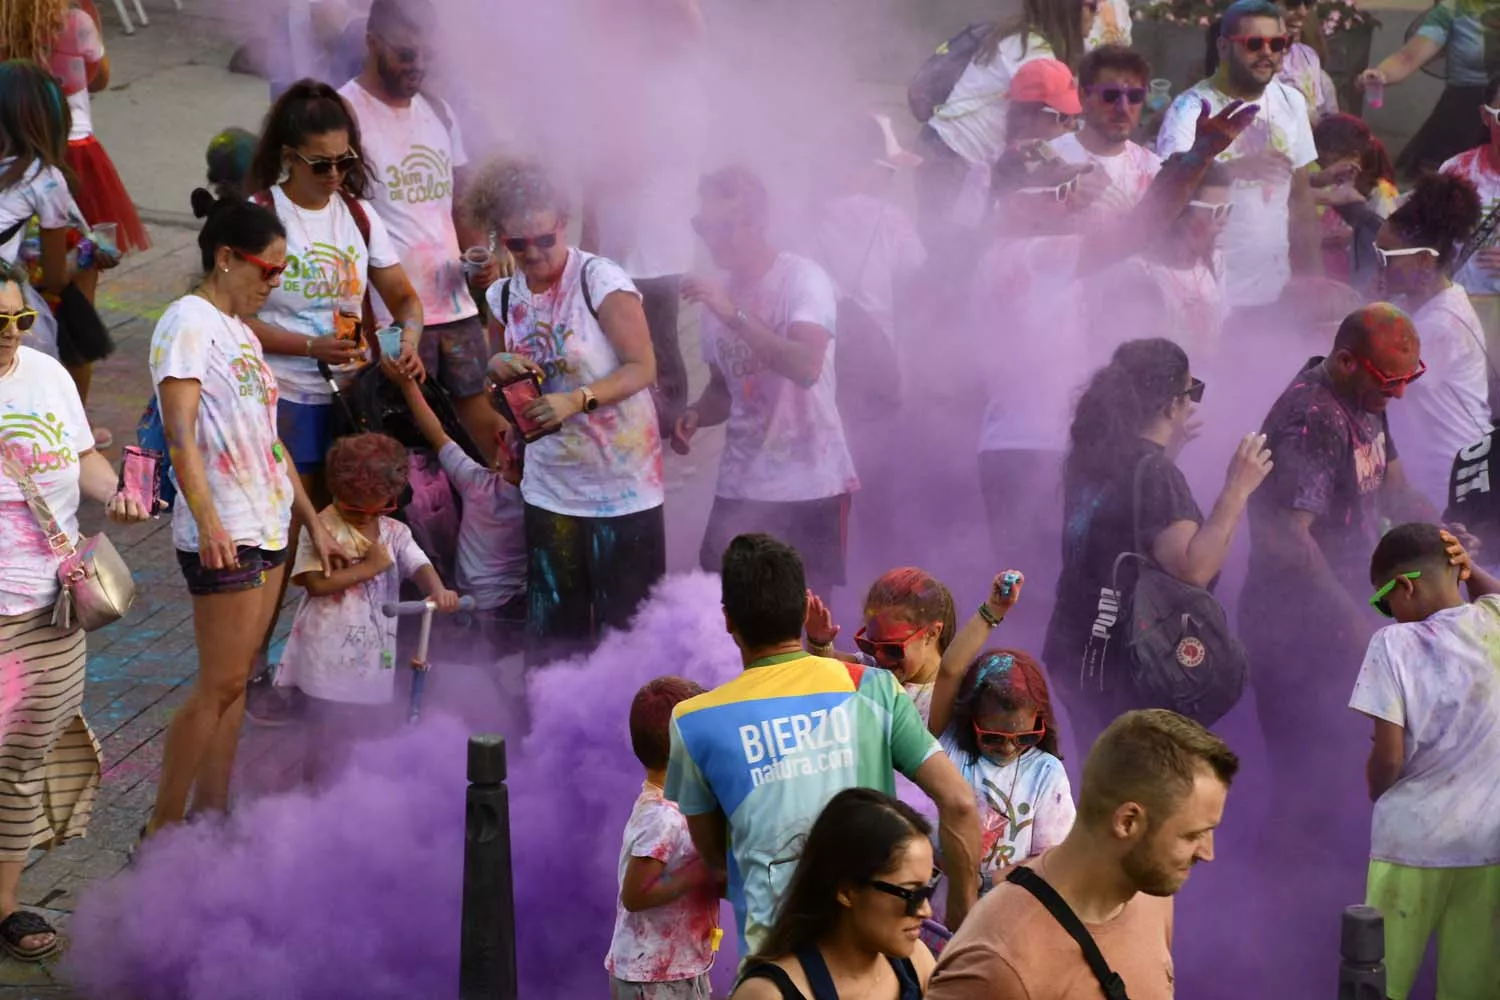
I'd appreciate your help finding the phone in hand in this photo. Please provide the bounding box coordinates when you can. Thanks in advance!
[486,371,558,443]
[118,445,163,515]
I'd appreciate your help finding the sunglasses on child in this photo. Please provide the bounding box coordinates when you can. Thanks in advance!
[1019,175,1079,203]
[0,308,39,334]
[1359,356,1426,390]
[502,233,560,254]
[290,149,361,176]
[1087,85,1147,106]
[1374,246,1439,269]
[853,625,928,663]
[1486,105,1500,127]
[234,249,288,282]
[868,869,944,917]
[973,719,1047,753]
[1370,571,1420,618]
[1227,34,1291,53]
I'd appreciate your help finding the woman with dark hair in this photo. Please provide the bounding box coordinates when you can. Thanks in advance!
[1439,76,1500,359]
[732,788,937,1000]
[1377,172,1490,512]
[1312,114,1399,282]
[471,158,662,665]
[1042,338,1272,743]
[144,193,340,836]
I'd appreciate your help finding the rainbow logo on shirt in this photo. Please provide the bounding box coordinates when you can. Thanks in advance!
[384,145,453,205]
[279,241,363,302]
[0,410,77,476]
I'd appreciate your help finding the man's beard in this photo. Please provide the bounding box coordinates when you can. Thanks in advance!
[1120,833,1188,897]
[378,58,422,97]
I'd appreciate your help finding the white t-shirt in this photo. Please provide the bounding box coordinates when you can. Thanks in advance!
[1385,285,1493,512]
[0,161,76,264]
[257,185,401,404]
[1440,147,1500,296]
[1349,596,1500,868]
[337,82,477,327]
[487,249,664,518]
[810,194,926,349]
[1090,253,1228,361]
[700,252,858,502]
[0,346,93,616]
[1158,79,1317,308]
[437,441,526,611]
[605,783,718,983]
[1051,133,1163,221]
[67,90,94,144]
[276,514,432,705]
[938,734,1076,887]
[150,295,294,554]
[929,32,1055,168]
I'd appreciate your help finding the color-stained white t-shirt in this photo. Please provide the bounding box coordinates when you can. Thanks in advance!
[277,514,432,706]
[0,347,93,616]
[437,442,526,611]
[257,185,401,404]
[0,161,76,265]
[810,193,926,349]
[1350,596,1500,868]
[1440,147,1500,296]
[928,32,1055,168]
[487,249,664,518]
[150,295,293,554]
[338,82,477,327]
[1051,133,1163,220]
[700,252,858,502]
[1158,79,1317,308]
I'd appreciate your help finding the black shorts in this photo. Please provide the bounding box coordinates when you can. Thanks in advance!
[698,494,851,592]
[176,545,288,596]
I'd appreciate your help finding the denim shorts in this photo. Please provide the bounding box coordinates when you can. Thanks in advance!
[176,545,288,596]
[276,399,333,473]
[417,315,492,399]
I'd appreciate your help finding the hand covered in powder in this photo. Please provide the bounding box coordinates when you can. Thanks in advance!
[1188,98,1261,160]
[804,590,839,647]
[681,276,737,323]
[105,491,152,524]
[986,571,1025,619]
[1225,432,1273,499]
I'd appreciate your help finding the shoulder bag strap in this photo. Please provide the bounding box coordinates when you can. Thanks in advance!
[1004,866,1130,1000]
[337,190,378,338]
[579,254,602,321]
[0,455,76,559]
[0,216,31,249]
[737,963,808,1000]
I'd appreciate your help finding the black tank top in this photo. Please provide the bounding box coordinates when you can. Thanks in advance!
[739,945,922,1000]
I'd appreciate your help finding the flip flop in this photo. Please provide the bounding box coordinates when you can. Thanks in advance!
[91,426,114,450]
[0,910,60,961]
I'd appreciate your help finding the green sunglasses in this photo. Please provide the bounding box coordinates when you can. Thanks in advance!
[1369,571,1420,618]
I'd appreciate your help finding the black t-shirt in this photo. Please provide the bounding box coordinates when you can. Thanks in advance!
[1043,439,1203,697]
[1245,358,1396,603]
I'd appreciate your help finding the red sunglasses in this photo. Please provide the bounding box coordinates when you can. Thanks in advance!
[235,249,288,282]
[854,625,927,663]
[973,719,1046,751]
[337,499,398,517]
[1359,356,1426,390]
[1226,34,1291,53]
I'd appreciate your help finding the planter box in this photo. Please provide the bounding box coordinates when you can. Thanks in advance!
[1133,19,1211,94]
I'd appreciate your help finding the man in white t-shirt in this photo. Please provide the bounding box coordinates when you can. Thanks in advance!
[1350,524,1500,1000]
[671,167,858,597]
[1157,0,1320,313]
[1052,45,1162,221]
[338,0,501,456]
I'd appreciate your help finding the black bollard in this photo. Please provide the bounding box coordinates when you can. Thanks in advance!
[460,735,518,1000]
[1338,905,1386,1000]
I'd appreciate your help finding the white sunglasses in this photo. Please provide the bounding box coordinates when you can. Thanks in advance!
[1485,105,1500,126]
[1374,246,1440,268]
[1186,200,1233,222]
[1018,175,1079,202]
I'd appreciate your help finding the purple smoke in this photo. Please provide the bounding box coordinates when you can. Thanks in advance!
[65,572,748,999]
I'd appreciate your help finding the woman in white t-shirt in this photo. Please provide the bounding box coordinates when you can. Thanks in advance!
[0,259,148,960]
[1376,173,1493,512]
[143,195,340,837]
[471,160,664,666]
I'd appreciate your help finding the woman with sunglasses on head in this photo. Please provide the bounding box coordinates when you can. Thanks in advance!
[732,788,938,1000]
[143,193,341,837]
[1043,338,1272,747]
[0,258,149,960]
[1374,173,1490,513]
[469,158,663,666]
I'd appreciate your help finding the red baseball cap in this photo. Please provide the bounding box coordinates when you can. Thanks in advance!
[1010,59,1083,115]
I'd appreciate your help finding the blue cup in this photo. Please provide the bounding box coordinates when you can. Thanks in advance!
[376,325,403,358]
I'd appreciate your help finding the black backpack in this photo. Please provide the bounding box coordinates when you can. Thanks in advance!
[1082,454,1248,726]
[908,22,993,123]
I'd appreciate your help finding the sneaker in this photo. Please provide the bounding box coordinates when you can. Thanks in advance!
[244,666,300,727]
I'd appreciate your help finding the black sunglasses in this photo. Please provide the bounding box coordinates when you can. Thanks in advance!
[1088,85,1147,106]
[1227,34,1291,53]
[376,35,424,63]
[869,869,944,917]
[291,149,360,176]
[1179,377,1206,403]
[502,233,560,254]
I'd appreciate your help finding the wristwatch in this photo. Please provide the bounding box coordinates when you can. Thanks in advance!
[579,386,600,413]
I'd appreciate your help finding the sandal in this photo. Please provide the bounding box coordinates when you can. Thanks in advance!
[0,910,60,961]
[90,425,114,450]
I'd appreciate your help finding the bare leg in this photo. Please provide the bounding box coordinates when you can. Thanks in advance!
[147,568,283,833]
[454,392,502,466]
[0,859,51,953]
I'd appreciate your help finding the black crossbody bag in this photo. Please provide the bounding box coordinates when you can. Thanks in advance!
[1005,866,1130,1000]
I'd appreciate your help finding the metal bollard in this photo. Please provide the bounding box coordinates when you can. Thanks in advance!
[460,735,518,1000]
[1338,905,1386,1000]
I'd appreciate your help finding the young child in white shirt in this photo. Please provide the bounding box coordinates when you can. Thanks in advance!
[606,676,721,999]
[275,432,458,782]
[1350,523,1500,1000]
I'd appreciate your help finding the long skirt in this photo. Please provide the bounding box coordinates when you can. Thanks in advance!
[0,607,102,863]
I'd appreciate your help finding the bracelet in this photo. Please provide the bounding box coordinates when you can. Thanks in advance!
[807,639,835,656]
[978,603,1003,628]
[304,338,312,357]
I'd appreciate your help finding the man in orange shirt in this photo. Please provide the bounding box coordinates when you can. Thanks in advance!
[925,710,1238,1000]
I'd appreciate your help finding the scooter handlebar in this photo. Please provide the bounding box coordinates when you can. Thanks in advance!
[381,596,477,617]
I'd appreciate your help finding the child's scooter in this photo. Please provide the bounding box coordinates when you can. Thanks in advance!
[382,596,476,723]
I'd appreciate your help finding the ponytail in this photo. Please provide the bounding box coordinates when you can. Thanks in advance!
[192,188,286,275]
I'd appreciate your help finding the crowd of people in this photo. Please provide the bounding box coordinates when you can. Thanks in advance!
[2,0,1499,995]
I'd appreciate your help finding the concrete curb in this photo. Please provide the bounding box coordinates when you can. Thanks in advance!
[137,208,201,231]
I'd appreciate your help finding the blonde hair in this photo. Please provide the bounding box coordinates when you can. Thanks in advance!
[0,0,70,63]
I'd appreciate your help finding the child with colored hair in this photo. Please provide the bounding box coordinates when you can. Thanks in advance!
[1349,524,1500,1000]
[275,432,459,780]
[927,572,1075,893]
[204,126,257,202]
[607,676,721,999]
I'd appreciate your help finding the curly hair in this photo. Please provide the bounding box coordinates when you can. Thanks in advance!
[325,433,410,508]
[1387,171,1482,272]
[1064,338,1190,496]
[0,0,69,64]
[0,59,72,193]
[862,568,957,655]
[462,157,569,233]
[629,676,705,771]
[248,79,373,200]
[948,649,1062,763]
